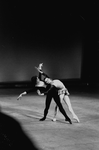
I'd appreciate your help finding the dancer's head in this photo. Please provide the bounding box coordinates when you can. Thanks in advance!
[31,76,38,85]
[31,76,45,87]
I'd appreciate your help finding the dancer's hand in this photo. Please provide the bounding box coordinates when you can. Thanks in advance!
[17,95,22,100]
[37,90,44,96]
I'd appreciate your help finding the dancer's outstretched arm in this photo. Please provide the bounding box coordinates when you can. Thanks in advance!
[17,91,27,100]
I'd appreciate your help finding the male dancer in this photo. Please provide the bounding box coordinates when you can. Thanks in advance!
[36,63,80,123]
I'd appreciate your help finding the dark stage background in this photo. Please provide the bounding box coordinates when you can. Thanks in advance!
[0,1,98,89]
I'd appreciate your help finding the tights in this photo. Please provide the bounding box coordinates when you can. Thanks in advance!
[43,86,70,121]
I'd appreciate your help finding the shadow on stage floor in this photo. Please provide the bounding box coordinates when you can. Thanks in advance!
[0,110,41,150]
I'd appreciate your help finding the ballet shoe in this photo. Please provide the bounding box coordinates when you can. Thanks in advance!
[73,116,80,123]
[52,118,56,122]
[38,63,43,70]
[35,67,43,73]
[39,117,46,121]
[65,118,72,124]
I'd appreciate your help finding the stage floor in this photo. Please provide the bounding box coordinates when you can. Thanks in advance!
[0,88,99,150]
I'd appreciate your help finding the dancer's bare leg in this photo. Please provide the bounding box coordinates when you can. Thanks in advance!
[63,95,80,123]
[35,63,44,87]
[52,105,58,121]
[35,63,43,73]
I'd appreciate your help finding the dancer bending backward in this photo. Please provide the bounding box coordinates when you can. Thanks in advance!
[36,63,80,123]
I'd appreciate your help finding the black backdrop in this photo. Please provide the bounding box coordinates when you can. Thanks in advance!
[0,1,98,87]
